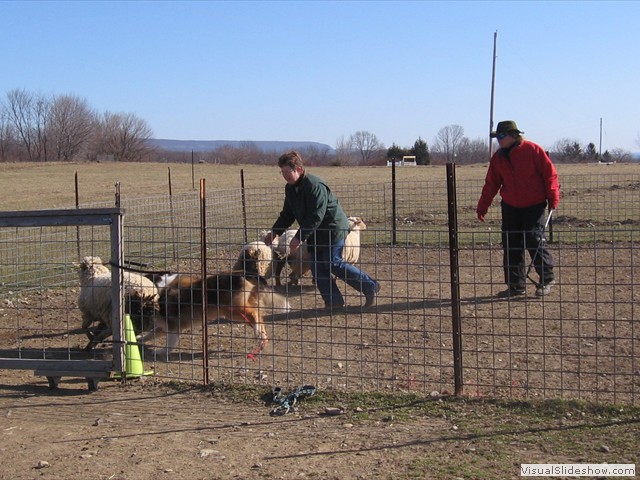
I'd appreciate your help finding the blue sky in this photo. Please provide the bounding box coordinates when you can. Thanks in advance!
[1,0,639,153]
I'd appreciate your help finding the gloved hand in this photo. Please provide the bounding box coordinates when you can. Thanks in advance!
[262,231,275,246]
[289,237,300,254]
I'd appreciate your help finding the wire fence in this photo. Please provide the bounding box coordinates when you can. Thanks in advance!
[0,171,638,404]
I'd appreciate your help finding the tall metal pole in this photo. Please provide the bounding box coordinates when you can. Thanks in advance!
[446,163,463,396]
[200,178,209,385]
[599,117,603,161]
[489,31,498,160]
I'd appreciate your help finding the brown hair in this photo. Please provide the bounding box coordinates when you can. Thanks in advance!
[278,151,304,170]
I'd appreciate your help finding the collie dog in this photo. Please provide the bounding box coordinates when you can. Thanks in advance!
[139,271,290,359]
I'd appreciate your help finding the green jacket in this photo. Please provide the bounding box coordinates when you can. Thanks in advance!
[272,171,350,247]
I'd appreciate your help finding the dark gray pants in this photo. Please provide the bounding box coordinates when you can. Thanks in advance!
[501,201,554,289]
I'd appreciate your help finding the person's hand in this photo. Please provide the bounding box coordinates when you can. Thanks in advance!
[477,212,485,222]
[262,231,274,246]
[289,237,300,253]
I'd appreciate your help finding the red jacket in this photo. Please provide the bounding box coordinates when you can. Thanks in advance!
[476,139,560,216]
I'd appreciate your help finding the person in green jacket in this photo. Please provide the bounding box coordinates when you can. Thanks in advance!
[263,151,380,310]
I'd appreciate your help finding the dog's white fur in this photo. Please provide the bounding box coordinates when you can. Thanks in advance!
[272,216,367,286]
[76,256,159,349]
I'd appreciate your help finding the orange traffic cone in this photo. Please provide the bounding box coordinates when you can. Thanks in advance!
[115,314,153,379]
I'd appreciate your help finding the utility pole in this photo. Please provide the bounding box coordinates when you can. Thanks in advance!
[599,117,603,161]
[489,31,498,160]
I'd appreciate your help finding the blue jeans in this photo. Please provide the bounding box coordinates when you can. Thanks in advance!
[310,238,378,306]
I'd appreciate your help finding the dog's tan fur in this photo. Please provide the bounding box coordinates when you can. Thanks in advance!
[140,271,289,358]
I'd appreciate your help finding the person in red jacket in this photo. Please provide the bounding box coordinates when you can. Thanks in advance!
[476,120,560,297]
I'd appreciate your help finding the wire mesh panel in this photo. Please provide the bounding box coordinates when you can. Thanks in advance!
[1,171,639,404]
[458,228,639,404]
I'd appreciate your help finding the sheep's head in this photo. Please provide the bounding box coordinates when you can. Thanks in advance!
[237,241,273,278]
[76,256,111,280]
[347,216,367,231]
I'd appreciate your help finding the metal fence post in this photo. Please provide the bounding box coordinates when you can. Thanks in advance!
[200,178,210,385]
[446,162,463,396]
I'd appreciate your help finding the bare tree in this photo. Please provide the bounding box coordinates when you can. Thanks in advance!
[48,95,96,161]
[5,89,51,162]
[91,112,153,162]
[298,144,332,166]
[455,137,490,165]
[33,94,50,161]
[550,138,583,163]
[434,125,465,163]
[333,135,357,166]
[607,148,633,163]
[348,130,384,165]
[0,105,18,161]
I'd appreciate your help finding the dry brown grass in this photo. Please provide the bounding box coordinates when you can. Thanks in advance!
[2,161,639,211]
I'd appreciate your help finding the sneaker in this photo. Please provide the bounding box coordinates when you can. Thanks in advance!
[363,281,381,308]
[535,280,556,297]
[496,287,525,298]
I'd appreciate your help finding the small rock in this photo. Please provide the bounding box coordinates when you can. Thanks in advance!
[324,407,343,416]
[198,448,223,458]
[35,460,50,469]
[599,445,611,453]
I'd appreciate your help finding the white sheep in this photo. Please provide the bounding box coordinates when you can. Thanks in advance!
[272,216,367,286]
[76,256,159,350]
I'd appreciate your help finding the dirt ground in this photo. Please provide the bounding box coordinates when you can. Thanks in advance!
[0,377,447,480]
[1,374,639,480]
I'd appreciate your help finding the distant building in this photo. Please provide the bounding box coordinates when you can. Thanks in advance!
[387,155,417,166]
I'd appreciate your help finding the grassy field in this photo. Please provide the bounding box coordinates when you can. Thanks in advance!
[2,160,639,211]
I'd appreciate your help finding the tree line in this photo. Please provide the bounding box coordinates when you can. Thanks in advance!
[0,89,153,163]
[1,88,633,165]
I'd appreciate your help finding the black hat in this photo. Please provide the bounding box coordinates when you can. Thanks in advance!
[490,120,523,138]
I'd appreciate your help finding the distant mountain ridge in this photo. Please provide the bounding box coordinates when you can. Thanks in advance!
[148,138,334,153]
